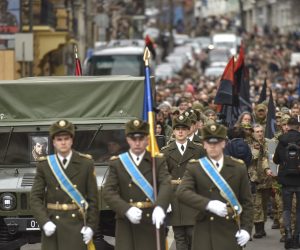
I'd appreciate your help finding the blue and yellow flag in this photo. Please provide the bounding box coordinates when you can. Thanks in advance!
[143,47,160,157]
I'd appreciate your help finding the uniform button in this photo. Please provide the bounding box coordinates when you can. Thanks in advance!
[226,216,229,220]
[146,213,150,217]
[129,199,133,203]
[55,187,59,190]
[146,198,149,202]
[55,215,60,220]
[73,184,77,188]
[210,216,214,221]
[72,200,75,203]
[128,183,132,188]
[72,213,76,218]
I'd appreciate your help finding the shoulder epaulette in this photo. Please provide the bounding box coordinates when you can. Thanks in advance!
[161,145,170,151]
[79,153,93,160]
[230,156,244,165]
[37,156,47,161]
[189,159,198,163]
[193,142,203,147]
[110,155,119,161]
[155,153,164,158]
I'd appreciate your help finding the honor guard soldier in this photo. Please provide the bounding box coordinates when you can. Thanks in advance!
[103,119,172,250]
[177,123,253,250]
[161,115,206,250]
[30,120,99,250]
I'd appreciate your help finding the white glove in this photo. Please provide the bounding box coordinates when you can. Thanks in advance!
[206,200,228,217]
[42,221,56,237]
[235,230,250,246]
[152,206,165,229]
[80,226,94,244]
[167,204,172,213]
[125,207,142,224]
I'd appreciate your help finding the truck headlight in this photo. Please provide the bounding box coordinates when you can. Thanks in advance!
[0,193,17,211]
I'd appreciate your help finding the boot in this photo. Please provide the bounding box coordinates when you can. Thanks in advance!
[292,233,300,249]
[253,222,264,238]
[262,222,267,237]
[285,228,293,249]
[272,219,280,229]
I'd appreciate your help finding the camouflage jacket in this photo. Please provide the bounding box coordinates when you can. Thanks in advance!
[248,138,272,189]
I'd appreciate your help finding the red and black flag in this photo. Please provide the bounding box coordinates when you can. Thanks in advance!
[265,89,276,139]
[234,45,251,110]
[145,35,156,60]
[258,78,267,104]
[214,56,235,106]
[234,44,251,112]
[74,45,82,76]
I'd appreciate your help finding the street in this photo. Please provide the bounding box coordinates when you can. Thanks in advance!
[21,219,284,250]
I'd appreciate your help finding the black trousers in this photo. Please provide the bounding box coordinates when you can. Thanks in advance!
[282,186,300,233]
[173,225,194,250]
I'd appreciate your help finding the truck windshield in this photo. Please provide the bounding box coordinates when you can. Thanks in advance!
[88,54,143,76]
[0,128,128,166]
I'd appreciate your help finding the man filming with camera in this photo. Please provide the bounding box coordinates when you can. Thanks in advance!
[273,117,300,249]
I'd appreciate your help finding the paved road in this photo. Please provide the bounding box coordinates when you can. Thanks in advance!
[22,219,284,250]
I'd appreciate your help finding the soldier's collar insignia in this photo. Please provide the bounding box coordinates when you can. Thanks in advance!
[210,125,217,132]
[59,120,66,127]
[179,115,184,120]
[185,111,189,117]
[133,120,140,127]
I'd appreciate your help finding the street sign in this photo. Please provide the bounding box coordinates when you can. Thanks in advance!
[15,33,33,62]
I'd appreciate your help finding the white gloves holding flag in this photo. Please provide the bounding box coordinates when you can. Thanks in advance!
[235,230,250,246]
[152,206,165,229]
[206,200,228,217]
[81,226,94,244]
[43,221,56,236]
[126,207,142,224]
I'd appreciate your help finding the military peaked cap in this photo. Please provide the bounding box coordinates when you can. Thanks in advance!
[202,123,227,143]
[172,114,191,129]
[125,119,149,137]
[49,119,75,138]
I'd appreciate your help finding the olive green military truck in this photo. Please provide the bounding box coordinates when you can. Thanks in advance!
[0,76,147,249]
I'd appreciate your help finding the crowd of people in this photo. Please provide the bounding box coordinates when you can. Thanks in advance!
[152,27,300,250]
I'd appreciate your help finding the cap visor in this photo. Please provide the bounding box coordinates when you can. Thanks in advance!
[206,138,222,143]
[127,133,147,138]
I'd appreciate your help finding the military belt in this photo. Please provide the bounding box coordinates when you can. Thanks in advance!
[129,201,153,209]
[47,203,78,211]
[171,179,182,185]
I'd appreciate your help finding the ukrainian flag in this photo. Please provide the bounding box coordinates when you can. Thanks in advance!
[143,47,160,157]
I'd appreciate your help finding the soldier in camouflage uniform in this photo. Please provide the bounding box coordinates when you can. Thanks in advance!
[253,104,267,130]
[248,124,273,238]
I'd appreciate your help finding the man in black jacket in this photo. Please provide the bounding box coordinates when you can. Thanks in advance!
[273,117,300,249]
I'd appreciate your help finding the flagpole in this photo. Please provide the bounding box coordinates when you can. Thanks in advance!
[143,47,161,250]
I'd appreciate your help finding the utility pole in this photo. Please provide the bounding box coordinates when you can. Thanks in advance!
[238,0,245,32]
[168,0,174,54]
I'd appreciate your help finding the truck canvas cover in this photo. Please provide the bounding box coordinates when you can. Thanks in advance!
[0,76,146,124]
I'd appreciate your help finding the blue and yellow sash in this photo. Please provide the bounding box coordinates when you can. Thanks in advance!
[47,154,88,210]
[119,152,155,203]
[199,157,242,215]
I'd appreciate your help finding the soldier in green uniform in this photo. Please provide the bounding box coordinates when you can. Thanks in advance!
[30,120,99,250]
[161,115,206,250]
[184,110,202,144]
[103,119,172,250]
[248,124,273,238]
[177,123,253,250]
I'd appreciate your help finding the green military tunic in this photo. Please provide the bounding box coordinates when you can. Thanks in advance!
[177,156,253,250]
[161,140,205,226]
[30,151,99,250]
[103,151,172,250]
